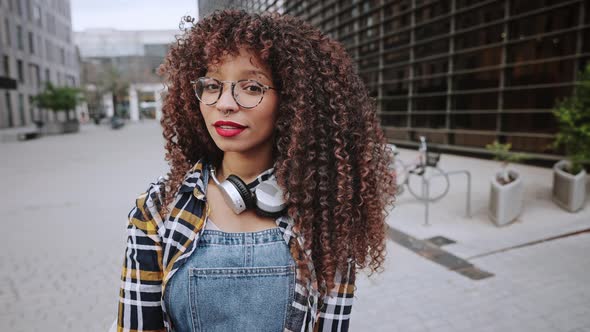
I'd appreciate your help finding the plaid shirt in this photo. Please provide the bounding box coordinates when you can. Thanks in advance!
[118,159,355,332]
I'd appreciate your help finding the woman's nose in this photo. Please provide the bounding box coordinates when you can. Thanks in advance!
[215,83,239,113]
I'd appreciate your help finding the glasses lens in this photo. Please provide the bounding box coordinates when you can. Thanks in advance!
[195,78,220,105]
[234,80,264,108]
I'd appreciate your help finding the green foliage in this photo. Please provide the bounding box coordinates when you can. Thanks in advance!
[34,82,82,113]
[485,141,527,164]
[553,63,590,175]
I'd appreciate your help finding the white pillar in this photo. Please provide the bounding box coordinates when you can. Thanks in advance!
[129,86,139,122]
[103,92,114,117]
[155,89,163,121]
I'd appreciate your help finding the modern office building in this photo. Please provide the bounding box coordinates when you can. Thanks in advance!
[198,0,590,160]
[198,0,284,19]
[0,0,80,128]
[74,29,177,121]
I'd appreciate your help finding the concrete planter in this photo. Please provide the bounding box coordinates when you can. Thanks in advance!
[552,160,587,212]
[489,170,524,227]
[42,120,80,135]
[42,122,65,135]
[63,120,80,133]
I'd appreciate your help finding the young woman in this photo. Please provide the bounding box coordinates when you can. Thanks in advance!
[117,9,395,332]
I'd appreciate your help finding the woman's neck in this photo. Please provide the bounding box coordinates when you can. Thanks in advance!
[217,151,274,184]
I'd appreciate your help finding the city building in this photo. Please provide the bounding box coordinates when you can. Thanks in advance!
[198,0,590,161]
[74,29,178,121]
[198,0,284,19]
[0,0,80,128]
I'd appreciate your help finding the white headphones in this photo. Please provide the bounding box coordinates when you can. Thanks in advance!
[209,165,287,218]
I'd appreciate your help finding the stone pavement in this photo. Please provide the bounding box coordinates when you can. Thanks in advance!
[0,121,588,331]
[351,231,590,332]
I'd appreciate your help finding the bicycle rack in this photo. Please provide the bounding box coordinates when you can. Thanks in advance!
[420,170,472,226]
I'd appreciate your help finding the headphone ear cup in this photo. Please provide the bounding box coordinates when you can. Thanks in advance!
[226,175,255,209]
[254,206,285,219]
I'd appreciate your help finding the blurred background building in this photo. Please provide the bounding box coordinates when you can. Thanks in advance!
[199,0,590,162]
[0,0,80,129]
[198,0,284,17]
[74,29,177,121]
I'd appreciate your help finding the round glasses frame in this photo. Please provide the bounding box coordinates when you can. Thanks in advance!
[190,77,277,109]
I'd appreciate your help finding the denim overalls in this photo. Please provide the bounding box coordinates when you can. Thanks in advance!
[164,220,296,332]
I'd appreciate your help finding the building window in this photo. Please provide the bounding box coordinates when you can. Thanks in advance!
[509,5,577,39]
[16,25,24,50]
[29,95,35,122]
[453,92,498,110]
[5,92,14,127]
[28,31,34,54]
[28,63,40,88]
[451,114,497,131]
[45,68,50,85]
[26,0,32,20]
[17,59,24,83]
[502,113,557,133]
[18,93,25,126]
[506,61,575,87]
[4,18,10,47]
[33,3,42,26]
[2,55,9,77]
[46,13,55,35]
[507,32,577,63]
[16,0,22,16]
[34,64,40,88]
[45,39,51,62]
[503,87,571,110]
[60,48,65,65]
[36,35,42,57]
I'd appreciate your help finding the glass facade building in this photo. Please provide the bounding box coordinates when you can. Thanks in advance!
[199,0,590,160]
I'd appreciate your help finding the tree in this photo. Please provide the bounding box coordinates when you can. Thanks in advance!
[99,64,129,117]
[553,63,590,174]
[34,82,82,121]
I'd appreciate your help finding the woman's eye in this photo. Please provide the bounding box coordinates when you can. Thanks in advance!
[204,84,220,91]
[244,84,263,93]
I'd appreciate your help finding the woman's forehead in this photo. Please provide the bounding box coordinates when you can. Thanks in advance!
[206,49,272,80]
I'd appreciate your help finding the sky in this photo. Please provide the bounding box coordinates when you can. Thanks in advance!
[71,0,199,31]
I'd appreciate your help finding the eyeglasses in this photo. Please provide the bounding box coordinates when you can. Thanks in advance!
[190,77,277,109]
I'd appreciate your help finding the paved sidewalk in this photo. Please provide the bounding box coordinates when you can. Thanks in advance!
[388,146,590,259]
[0,122,168,332]
[351,232,590,332]
[355,146,590,331]
[0,121,588,332]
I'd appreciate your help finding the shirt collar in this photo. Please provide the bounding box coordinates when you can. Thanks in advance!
[178,159,208,200]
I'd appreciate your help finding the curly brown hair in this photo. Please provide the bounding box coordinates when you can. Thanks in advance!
[157,9,396,295]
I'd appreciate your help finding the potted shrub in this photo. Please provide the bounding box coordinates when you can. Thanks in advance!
[486,141,527,226]
[34,83,82,135]
[551,64,590,212]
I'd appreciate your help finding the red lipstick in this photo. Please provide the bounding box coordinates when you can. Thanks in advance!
[213,121,247,137]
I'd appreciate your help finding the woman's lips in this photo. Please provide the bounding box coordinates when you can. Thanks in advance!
[213,121,247,137]
[215,126,245,137]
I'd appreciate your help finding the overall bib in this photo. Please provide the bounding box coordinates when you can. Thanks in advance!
[165,225,296,332]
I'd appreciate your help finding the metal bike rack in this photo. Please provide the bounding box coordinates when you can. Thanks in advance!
[420,170,472,226]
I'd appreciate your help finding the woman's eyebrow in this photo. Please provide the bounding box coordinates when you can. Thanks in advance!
[242,69,271,81]
[205,69,272,81]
